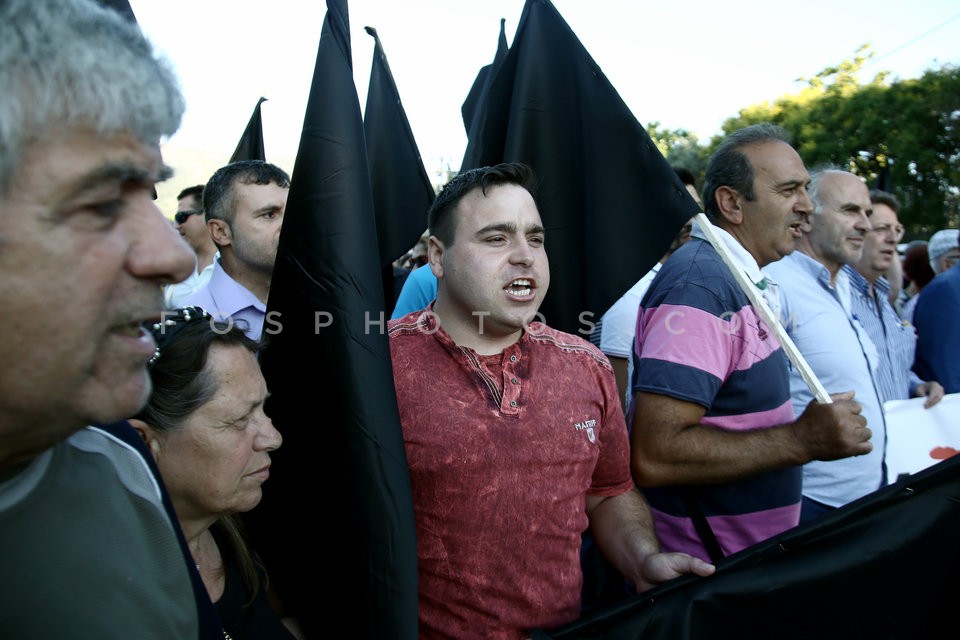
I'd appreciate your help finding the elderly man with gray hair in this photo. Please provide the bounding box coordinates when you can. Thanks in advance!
[766,166,885,522]
[0,1,221,637]
[927,228,960,275]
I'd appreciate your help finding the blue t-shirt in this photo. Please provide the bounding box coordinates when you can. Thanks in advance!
[914,263,960,393]
[390,265,437,319]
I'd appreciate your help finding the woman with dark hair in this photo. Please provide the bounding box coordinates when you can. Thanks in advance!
[129,307,297,640]
[900,242,936,323]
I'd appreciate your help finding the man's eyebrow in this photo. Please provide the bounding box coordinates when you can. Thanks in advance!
[62,162,172,201]
[474,222,545,236]
[774,179,807,190]
[254,204,283,215]
[839,201,869,214]
[475,222,517,235]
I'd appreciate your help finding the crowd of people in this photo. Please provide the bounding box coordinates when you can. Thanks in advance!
[2,1,958,639]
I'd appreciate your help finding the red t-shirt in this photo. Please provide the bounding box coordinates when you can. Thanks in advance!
[388,310,633,639]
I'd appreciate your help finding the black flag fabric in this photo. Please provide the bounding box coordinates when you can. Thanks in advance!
[362,26,435,315]
[94,0,155,198]
[95,0,137,23]
[533,456,960,639]
[229,96,267,162]
[253,1,418,638]
[363,26,434,268]
[461,0,699,335]
[461,17,508,138]
[873,161,893,192]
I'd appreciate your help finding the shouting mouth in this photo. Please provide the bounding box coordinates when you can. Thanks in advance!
[504,278,535,301]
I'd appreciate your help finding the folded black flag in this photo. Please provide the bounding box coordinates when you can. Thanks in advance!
[94,0,138,23]
[461,0,699,335]
[230,96,267,162]
[461,17,508,138]
[534,456,960,639]
[363,27,435,314]
[95,0,152,197]
[253,1,418,638]
[873,161,893,192]
[364,26,434,267]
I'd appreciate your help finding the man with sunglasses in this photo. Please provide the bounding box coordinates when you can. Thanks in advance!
[844,190,943,407]
[165,184,218,307]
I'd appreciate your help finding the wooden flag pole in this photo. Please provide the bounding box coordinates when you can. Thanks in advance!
[695,213,832,404]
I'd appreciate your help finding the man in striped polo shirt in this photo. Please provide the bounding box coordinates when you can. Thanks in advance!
[630,124,872,563]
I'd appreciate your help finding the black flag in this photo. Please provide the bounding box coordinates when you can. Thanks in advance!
[95,0,137,23]
[461,17,508,138]
[253,1,418,638]
[364,26,434,267]
[363,27,435,315]
[94,0,156,199]
[535,456,960,639]
[229,96,267,163]
[462,0,699,335]
[873,161,893,192]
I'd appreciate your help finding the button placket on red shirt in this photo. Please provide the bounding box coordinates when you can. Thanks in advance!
[500,345,522,415]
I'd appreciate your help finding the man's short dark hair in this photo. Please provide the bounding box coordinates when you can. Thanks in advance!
[428,162,538,245]
[869,189,901,215]
[203,160,290,225]
[176,184,204,203]
[702,123,792,221]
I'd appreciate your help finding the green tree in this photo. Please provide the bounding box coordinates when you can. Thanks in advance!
[645,122,709,185]
[714,46,959,237]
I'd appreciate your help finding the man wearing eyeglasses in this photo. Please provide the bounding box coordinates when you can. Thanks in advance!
[165,185,218,307]
[844,190,944,408]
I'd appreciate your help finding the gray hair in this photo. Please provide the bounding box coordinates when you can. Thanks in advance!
[0,0,185,194]
[702,123,792,221]
[806,164,845,216]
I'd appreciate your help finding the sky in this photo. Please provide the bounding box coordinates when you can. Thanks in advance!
[129,0,960,182]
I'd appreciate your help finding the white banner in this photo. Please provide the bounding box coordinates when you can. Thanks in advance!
[884,392,960,484]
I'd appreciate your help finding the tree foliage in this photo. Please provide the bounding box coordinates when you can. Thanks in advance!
[646,122,709,184]
[653,47,960,238]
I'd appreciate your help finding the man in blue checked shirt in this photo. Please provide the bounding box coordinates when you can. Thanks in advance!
[844,190,944,407]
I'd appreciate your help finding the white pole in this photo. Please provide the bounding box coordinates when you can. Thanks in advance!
[694,213,832,404]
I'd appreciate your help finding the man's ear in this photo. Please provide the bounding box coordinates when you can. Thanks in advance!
[715,185,744,226]
[428,235,445,280]
[208,218,232,247]
[128,419,162,462]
